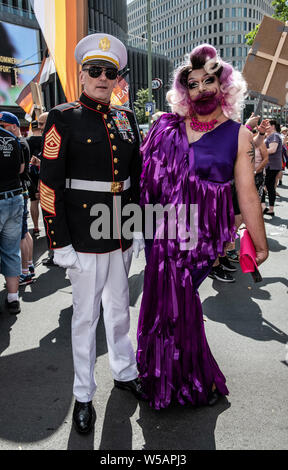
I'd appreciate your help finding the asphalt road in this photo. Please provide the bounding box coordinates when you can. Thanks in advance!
[0,174,287,451]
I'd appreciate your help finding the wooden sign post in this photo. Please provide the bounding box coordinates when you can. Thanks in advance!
[30,81,44,119]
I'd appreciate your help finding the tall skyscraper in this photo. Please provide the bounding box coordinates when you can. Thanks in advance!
[128,0,274,70]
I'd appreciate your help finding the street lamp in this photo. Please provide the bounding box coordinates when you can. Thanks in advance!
[147,0,152,129]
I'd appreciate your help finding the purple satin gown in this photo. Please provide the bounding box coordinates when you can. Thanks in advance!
[137,114,241,409]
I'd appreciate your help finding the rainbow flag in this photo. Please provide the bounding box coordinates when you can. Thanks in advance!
[29,0,88,102]
[16,53,55,116]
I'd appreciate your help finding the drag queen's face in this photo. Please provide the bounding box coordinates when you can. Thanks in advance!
[187,68,222,116]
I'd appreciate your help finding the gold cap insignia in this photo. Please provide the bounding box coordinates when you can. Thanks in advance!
[99,37,111,52]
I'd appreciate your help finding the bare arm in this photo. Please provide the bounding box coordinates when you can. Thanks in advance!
[19,163,25,174]
[234,125,268,266]
[266,141,278,154]
[253,119,270,148]
[254,142,269,173]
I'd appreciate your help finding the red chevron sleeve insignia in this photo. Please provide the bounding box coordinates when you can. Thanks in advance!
[43,125,61,160]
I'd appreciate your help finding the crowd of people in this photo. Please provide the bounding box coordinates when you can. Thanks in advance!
[0,33,287,434]
[0,111,48,313]
[207,114,287,283]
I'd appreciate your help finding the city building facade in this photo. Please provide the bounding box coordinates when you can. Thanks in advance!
[0,0,171,123]
[128,0,274,71]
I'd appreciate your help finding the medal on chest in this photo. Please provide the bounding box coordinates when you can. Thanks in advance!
[112,111,135,143]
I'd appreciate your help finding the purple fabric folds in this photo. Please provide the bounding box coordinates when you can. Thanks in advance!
[137,113,239,409]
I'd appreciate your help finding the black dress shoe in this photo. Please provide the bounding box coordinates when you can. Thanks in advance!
[73,401,96,434]
[114,378,146,400]
[207,388,221,406]
[5,299,21,315]
[42,256,58,266]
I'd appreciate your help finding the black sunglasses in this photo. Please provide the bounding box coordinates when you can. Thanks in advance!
[82,66,118,80]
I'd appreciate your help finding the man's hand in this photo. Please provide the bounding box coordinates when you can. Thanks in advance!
[245,112,259,130]
[132,232,145,258]
[257,119,270,135]
[30,156,41,166]
[255,249,269,266]
[53,244,82,271]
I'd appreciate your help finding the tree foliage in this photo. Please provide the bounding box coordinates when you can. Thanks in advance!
[272,0,288,21]
[245,24,260,46]
[133,88,156,124]
[245,0,288,46]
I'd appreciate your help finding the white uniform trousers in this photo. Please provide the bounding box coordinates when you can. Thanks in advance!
[67,247,137,403]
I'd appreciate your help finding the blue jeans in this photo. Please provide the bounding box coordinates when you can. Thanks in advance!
[0,194,24,278]
[21,193,29,240]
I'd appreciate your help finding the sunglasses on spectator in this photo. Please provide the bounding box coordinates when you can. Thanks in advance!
[82,66,118,80]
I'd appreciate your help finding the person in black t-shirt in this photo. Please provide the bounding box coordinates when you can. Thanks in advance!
[27,113,48,236]
[0,112,35,285]
[0,112,24,314]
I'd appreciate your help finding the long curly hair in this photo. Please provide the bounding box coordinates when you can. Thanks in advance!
[166,44,247,121]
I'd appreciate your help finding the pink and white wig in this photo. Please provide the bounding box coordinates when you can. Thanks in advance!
[166,44,247,120]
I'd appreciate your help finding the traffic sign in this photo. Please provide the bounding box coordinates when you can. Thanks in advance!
[152,78,163,90]
[145,102,154,115]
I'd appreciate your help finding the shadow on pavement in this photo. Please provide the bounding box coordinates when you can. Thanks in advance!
[67,416,96,451]
[0,306,74,443]
[203,272,288,344]
[0,304,108,445]
[99,388,138,450]
[98,390,230,450]
[128,270,144,307]
[19,267,71,303]
[0,248,109,446]
[264,215,288,227]
[266,237,287,253]
[29,233,49,267]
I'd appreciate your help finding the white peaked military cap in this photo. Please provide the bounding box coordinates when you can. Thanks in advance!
[75,33,127,70]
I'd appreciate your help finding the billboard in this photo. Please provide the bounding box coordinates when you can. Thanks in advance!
[0,21,41,107]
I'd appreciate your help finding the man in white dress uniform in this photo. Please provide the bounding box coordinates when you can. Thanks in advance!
[40,33,144,434]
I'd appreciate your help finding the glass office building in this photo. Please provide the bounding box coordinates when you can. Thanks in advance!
[128,0,274,70]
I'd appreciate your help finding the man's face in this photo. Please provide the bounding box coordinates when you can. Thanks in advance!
[266,124,275,135]
[80,63,118,103]
[38,114,48,134]
[187,67,222,116]
[0,122,17,135]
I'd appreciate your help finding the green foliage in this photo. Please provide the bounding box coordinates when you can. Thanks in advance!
[133,88,156,124]
[245,0,288,46]
[272,0,288,22]
[245,24,260,46]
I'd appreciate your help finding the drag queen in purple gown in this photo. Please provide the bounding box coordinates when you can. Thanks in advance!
[136,44,268,410]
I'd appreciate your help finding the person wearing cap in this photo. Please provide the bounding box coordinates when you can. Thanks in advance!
[0,112,25,314]
[39,33,144,434]
[0,111,36,286]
